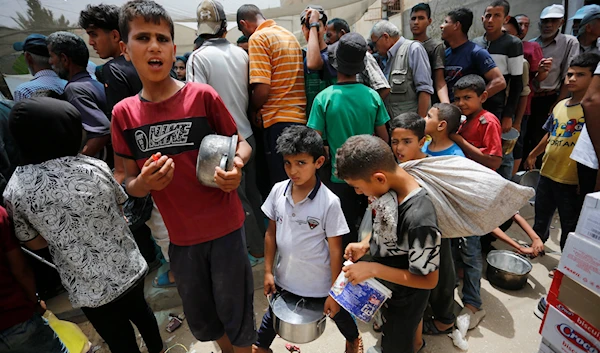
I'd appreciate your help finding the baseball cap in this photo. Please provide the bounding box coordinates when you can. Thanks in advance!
[196,0,226,36]
[540,4,564,20]
[579,5,600,27]
[300,5,325,25]
[13,34,49,57]
[333,32,366,76]
[569,5,598,20]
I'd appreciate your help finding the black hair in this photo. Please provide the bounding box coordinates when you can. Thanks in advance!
[47,31,89,67]
[505,16,522,36]
[488,0,510,16]
[335,135,397,181]
[570,52,600,72]
[302,11,328,28]
[276,125,324,161]
[432,103,463,134]
[327,18,350,33]
[119,0,174,43]
[448,8,473,35]
[237,4,264,25]
[79,4,120,33]
[389,112,426,140]
[411,3,431,18]
[514,14,529,19]
[454,74,486,96]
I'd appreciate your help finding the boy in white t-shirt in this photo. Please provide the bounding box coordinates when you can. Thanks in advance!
[255,125,363,353]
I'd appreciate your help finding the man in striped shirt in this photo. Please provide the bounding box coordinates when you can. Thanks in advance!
[237,4,307,185]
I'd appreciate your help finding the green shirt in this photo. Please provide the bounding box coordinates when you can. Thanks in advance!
[307,82,390,183]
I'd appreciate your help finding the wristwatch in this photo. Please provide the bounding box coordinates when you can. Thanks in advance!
[309,22,320,30]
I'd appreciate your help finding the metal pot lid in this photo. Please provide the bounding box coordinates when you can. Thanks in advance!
[486,250,532,275]
[501,128,519,141]
[271,292,325,325]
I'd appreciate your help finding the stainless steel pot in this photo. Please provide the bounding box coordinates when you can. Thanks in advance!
[196,134,238,188]
[501,128,519,155]
[269,292,327,344]
[511,169,540,203]
[486,250,532,290]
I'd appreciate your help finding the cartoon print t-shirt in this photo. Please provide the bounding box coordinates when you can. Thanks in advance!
[541,98,585,185]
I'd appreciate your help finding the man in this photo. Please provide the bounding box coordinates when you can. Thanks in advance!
[370,20,434,118]
[188,0,266,267]
[527,4,579,167]
[78,4,164,285]
[46,32,111,161]
[237,4,306,185]
[323,18,391,100]
[577,62,600,193]
[237,35,249,52]
[515,14,531,39]
[410,2,449,103]
[576,5,600,54]
[12,34,66,101]
[441,7,506,102]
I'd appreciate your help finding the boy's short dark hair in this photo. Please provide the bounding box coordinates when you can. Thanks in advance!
[300,6,328,27]
[454,74,486,96]
[570,52,600,72]
[448,8,473,35]
[389,112,426,140]
[237,4,264,25]
[276,125,324,161]
[79,4,120,33]
[119,0,174,44]
[47,32,89,67]
[411,3,431,18]
[488,0,510,16]
[505,16,522,36]
[432,103,463,134]
[335,135,397,181]
[327,18,350,33]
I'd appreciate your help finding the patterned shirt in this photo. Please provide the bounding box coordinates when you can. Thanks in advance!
[13,70,66,102]
[3,156,147,308]
[249,19,307,128]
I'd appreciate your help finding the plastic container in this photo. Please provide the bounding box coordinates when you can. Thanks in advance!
[329,261,392,322]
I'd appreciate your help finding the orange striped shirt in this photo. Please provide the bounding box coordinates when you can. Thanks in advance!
[249,20,306,128]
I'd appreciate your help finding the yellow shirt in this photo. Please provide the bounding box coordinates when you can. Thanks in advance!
[249,20,307,128]
[541,99,584,185]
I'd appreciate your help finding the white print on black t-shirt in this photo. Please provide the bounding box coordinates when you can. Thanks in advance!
[134,122,194,152]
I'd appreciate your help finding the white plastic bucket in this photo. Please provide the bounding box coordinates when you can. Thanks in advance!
[329,261,393,322]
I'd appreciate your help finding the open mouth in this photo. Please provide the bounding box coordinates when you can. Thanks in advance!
[148,59,163,68]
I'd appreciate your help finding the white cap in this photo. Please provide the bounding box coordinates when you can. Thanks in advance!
[540,4,565,20]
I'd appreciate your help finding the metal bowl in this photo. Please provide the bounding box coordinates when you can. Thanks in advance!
[270,292,326,344]
[501,128,520,155]
[511,169,540,203]
[486,250,532,290]
[196,134,237,188]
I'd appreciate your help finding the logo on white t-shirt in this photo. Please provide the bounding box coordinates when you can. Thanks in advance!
[307,217,320,230]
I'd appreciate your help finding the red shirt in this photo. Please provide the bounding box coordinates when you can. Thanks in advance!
[458,109,503,163]
[0,206,35,331]
[111,83,245,246]
[523,41,543,115]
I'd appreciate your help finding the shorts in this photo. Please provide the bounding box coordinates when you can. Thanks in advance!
[169,228,257,347]
[381,287,430,353]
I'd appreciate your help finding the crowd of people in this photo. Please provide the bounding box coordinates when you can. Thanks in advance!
[1,0,599,353]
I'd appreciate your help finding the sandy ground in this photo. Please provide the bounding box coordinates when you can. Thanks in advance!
[72,206,560,353]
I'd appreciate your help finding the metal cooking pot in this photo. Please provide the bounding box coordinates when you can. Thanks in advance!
[269,292,327,344]
[486,250,532,290]
[511,169,540,203]
[501,128,519,155]
[196,134,238,188]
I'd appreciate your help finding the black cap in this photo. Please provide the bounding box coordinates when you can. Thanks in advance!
[13,34,49,57]
[333,32,366,76]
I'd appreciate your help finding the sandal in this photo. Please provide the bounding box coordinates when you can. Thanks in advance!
[345,336,364,353]
[417,339,427,353]
[285,343,301,352]
[422,317,454,335]
[549,267,557,278]
[152,271,176,288]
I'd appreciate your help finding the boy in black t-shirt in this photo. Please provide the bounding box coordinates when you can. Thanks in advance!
[336,135,441,353]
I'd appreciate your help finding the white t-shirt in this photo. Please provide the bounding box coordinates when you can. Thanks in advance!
[570,62,600,170]
[262,179,349,297]
[186,38,253,140]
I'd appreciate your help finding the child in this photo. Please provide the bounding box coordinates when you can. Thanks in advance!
[337,135,441,353]
[423,103,465,157]
[307,32,389,250]
[389,112,428,163]
[111,1,255,351]
[451,74,503,170]
[3,97,163,353]
[255,125,363,353]
[525,53,600,251]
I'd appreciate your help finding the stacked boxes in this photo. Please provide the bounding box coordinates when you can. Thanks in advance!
[539,192,600,353]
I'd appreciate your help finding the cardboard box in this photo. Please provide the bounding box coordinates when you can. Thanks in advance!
[576,192,600,243]
[539,339,558,353]
[559,233,600,294]
[540,305,600,353]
